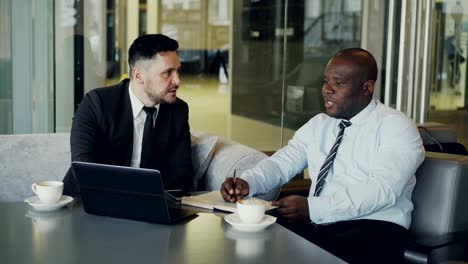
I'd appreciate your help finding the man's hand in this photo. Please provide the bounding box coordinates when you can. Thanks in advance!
[271,195,310,223]
[220,177,249,203]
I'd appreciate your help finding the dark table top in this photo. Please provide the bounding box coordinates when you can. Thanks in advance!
[0,201,346,264]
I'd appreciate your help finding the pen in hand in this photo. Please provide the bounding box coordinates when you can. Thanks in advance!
[230,169,237,200]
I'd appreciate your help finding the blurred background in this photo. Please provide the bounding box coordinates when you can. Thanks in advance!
[0,0,466,151]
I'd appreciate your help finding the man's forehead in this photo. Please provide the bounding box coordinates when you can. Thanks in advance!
[153,52,181,67]
[325,59,356,76]
[329,55,354,65]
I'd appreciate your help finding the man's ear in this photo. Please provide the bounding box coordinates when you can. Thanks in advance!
[363,80,375,96]
[132,67,145,84]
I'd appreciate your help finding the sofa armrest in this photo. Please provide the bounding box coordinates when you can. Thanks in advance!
[405,231,468,264]
[406,152,468,263]
[410,152,468,237]
[408,231,468,252]
[201,135,279,201]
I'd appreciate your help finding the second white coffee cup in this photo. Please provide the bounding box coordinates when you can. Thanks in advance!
[237,199,265,224]
[31,181,63,204]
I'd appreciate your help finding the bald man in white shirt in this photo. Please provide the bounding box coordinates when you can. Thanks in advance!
[221,48,425,264]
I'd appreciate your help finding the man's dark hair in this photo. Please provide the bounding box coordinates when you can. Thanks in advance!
[333,48,378,83]
[128,34,179,73]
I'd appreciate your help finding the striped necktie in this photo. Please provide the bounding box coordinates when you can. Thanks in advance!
[314,120,352,196]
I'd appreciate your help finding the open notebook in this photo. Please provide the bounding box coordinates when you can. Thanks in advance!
[181,191,277,213]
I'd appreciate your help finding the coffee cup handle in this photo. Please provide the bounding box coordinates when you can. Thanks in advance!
[31,183,38,194]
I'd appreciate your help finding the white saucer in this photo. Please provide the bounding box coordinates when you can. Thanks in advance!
[24,195,73,212]
[225,213,276,232]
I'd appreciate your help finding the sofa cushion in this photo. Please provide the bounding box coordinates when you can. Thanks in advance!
[202,137,268,191]
[191,132,218,190]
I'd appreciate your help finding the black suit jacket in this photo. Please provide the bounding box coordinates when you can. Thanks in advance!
[63,79,194,197]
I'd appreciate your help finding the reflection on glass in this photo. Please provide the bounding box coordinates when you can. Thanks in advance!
[224,227,271,260]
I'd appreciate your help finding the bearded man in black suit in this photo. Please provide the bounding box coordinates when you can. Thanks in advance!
[63,34,193,197]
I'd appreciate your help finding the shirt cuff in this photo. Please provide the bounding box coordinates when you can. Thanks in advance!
[240,175,256,198]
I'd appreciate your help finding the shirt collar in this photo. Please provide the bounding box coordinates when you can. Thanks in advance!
[348,99,377,125]
[128,83,160,119]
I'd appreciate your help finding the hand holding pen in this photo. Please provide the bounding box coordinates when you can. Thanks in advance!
[231,169,237,198]
[220,169,250,203]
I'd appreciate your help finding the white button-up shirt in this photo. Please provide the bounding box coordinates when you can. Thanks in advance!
[241,100,425,228]
[128,84,160,168]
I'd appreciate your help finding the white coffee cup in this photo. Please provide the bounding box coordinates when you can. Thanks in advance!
[237,199,265,224]
[31,181,63,204]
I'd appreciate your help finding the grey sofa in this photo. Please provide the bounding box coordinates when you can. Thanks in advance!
[405,151,468,263]
[0,132,279,202]
[403,123,468,263]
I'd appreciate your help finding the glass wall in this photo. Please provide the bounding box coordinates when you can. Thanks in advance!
[379,0,468,147]
[427,0,468,146]
[231,0,363,150]
[54,0,107,132]
[0,0,54,134]
[0,0,12,134]
[1,0,360,151]
[281,0,362,145]
[158,0,232,139]
[1,0,466,150]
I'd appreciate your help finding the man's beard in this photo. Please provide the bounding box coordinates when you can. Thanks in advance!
[146,89,177,104]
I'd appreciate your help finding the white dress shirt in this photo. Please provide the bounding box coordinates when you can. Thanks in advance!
[128,84,160,168]
[241,100,425,228]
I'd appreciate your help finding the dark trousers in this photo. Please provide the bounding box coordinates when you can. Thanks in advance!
[276,218,408,264]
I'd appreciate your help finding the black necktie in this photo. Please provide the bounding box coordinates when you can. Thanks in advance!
[314,120,352,196]
[140,106,156,168]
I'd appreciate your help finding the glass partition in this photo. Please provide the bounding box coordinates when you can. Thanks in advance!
[54,0,107,132]
[0,0,363,151]
[0,0,12,134]
[230,0,287,150]
[379,0,468,147]
[5,0,466,153]
[231,0,363,150]
[427,0,468,146]
[1,0,54,134]
[158,0,231,138]
[281,0,362,145]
